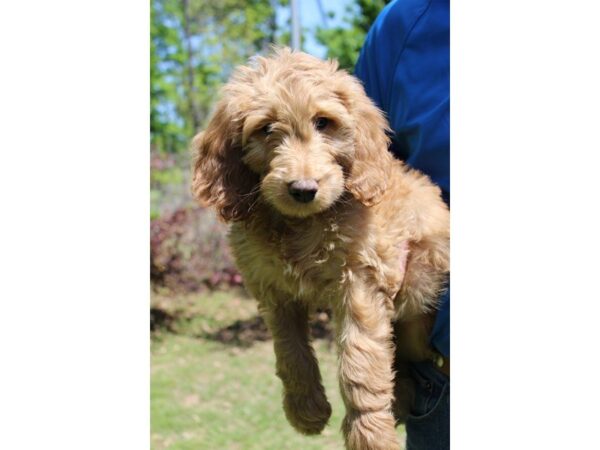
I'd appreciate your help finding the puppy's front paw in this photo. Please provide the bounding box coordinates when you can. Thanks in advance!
[342,410,400,450]
[283,389,332,435]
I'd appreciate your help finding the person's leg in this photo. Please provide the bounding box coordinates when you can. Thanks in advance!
[405,361,450,450]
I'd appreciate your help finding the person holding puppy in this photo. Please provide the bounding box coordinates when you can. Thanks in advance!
[355,0,450,449]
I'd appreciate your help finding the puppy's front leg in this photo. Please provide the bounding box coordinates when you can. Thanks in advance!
[336,277,399,450]
[262,299,332,435]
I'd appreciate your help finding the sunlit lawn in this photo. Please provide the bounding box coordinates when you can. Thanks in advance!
[151,291,406,449]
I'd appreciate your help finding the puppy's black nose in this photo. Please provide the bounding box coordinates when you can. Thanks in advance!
[288,179,318,203]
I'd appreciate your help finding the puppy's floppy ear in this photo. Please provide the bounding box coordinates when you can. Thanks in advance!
[191,99,259,222]
[336,76,395,206]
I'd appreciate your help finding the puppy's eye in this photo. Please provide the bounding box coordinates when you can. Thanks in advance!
[314,117,330,131]
[261,124,273,136]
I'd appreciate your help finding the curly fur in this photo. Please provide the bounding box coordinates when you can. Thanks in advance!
[192,48,449,450]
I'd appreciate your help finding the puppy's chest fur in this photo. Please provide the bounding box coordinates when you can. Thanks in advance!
[230,209,387,307]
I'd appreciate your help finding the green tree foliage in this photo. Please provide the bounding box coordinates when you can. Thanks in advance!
[151,0,277,154]
[315,0,389,72]
[150,0,386,155]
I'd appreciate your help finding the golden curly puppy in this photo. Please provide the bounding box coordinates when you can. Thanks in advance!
[192,48,449,450]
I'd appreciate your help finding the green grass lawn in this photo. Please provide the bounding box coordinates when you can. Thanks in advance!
[151,291,406,449]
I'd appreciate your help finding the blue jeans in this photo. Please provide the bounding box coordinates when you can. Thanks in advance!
[405,361,450,450]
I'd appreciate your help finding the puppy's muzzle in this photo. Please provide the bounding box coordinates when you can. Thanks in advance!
[288,179,318,203]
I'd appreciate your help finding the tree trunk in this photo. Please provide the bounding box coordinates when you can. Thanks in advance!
[181,0,201,132]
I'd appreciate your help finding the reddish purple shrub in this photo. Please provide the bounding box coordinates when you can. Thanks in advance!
[151,205,241,292]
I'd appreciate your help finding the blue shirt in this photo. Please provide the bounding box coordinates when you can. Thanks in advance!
[355,0,450,357]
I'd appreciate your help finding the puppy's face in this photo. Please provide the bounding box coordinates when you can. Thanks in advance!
[192,49,392,222]
[240,78,355,218]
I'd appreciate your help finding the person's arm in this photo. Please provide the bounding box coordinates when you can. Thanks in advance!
[355,0,450,357]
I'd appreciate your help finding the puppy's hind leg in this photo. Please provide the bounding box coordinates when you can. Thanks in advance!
[391,357,415,424]
[391,316,436,423]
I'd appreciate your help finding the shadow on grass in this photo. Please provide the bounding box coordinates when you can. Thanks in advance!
[151,306,335,347]
[150,307,177,333]
[150,289,335,347]
[204,310,335,347]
